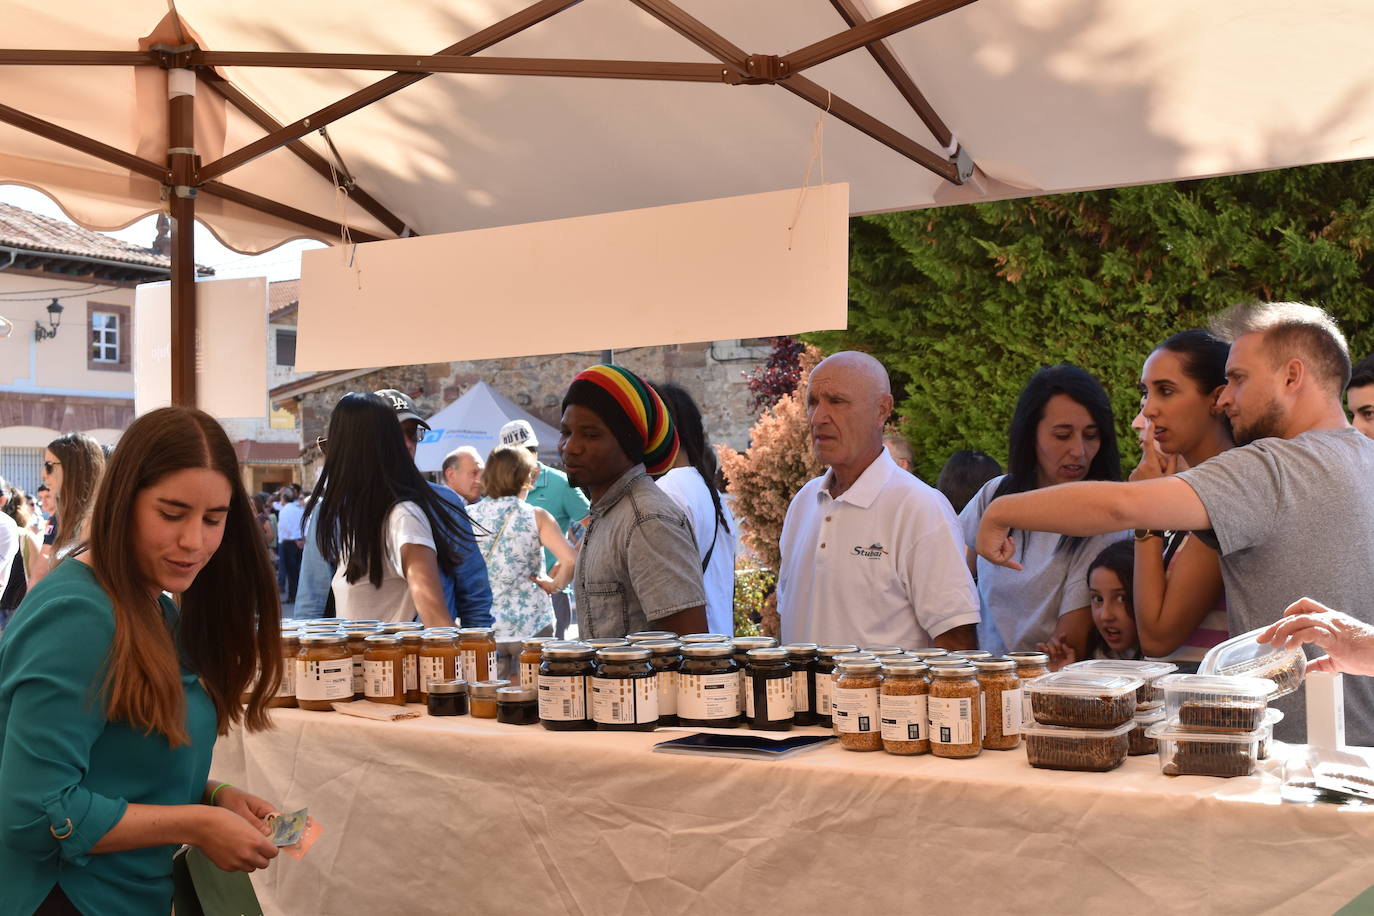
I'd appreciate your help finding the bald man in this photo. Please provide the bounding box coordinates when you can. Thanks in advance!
[777,352,981,668]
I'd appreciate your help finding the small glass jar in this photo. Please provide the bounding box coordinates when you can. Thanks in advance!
[1009,651,1050,725]
[458,627,498,685]
[269,630,300,709]
[861,646,906,658]
[295,634,353,711]
[427,679,469,716]
[680,633,731,645]
[345,626,381,699]
[745,647,794,731]
[627,630,678,643]
[782,643,819,726]
[973,657,1022,750]
[362,634,406,705]
[733,636,778,714]
[676,643,741,728]
[469,679,510,718]
[952,649,993,661]
[539,643,596,731]
[496,685,540,725]
[640,639,683,727]
[518,636,555,687]
[929,664,982,758]
[907,648,949,662]
[585,638,631,651]
[592,646,659,731]
[832,660,884,751]
[813,645,860,728]
[880,660,930,755]
[418,633,460,702]
[401,630,425,703]
[382,621,426,635]
[926,656,975,669]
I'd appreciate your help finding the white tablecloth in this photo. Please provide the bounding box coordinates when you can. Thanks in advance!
[213,707,1374,915]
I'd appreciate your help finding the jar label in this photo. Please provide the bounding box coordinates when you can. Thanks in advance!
[817,671,835,717]
[746,675,793,722]
[1022,689,1033,729]
[275,659,295,698]
[656,670,678,716]
[738,670,749,714]
[880,693,928,741]
[929,695,974,744]
[351,653,365,694]
[592,676,658,725]
[538,675,587,721]
[1001,687,1023,736]
[520,661,539,689]
[460,649,498,685]
[296,658,352,701]
[791,670,811,712]
[363,658,398,699]
[419,655,450,692]
[404,655,418,692]
[677,671,739,721]
[831,685,879,733]
[981,692,987,739]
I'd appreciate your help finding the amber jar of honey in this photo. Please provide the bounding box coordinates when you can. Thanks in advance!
[269,630,300,708]
[401,630,425,703]
[458,627,498,685]
[362,634,406,705]
[296,634,352,711]
[418,632,460,702]
[518,636,554,687]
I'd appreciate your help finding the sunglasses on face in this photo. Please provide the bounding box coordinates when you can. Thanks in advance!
[42,460,61,474]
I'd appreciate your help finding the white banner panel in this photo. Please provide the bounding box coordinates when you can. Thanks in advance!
[133,277,268,419]
[296,184,849,371]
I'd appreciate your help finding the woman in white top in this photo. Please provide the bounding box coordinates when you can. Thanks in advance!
[306,393,476,626]
[652,382,737,636]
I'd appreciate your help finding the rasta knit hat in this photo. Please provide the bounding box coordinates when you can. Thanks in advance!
[562,364,679,475]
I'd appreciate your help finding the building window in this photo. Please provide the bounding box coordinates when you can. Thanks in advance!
[87,302,131,372]
[276,329,297,367]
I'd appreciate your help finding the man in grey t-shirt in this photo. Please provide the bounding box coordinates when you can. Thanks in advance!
[974,302,1374,745]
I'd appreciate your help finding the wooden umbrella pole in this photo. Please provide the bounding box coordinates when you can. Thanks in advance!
[168,68,197,408]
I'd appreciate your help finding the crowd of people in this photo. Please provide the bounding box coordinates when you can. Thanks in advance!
[0,297,1371,913]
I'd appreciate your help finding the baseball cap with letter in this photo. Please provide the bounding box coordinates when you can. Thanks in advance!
[499,419,538,449]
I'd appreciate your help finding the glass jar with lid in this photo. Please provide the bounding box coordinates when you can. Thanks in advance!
[782,643,819,726]
[676,643,741,728]
[732,636,778,714]
[427,679,468,716]
[539,643,596,731]
[862,646,906,659]
[344,625,382,699]
[296,633,353,711]
[469,679,511,719]
[496,686,539,725]
[907,648,949,662]
[269,630,300,709]
[680,633,731,644]
[592,646,659,731]
[745,648,794,731]
[929,664,983,758]
[584,638,630,651]
[972,657,1021,750]
[458,627,498,685]
[518,637,554,687]
[832,659,884,751]
[952,649,993,661]
[640,639,683,726]
[362,634,406,705]
[418,632,460,702]
[813,645,861,728]
[400,630,425,703]
[880,660,929,755]
[627,630,678,643]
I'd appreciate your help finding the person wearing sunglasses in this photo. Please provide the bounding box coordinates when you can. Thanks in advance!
[41,433,105,565]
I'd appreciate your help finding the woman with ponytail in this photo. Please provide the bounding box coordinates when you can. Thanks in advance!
[653,382,738,636]
[0,407,283,915]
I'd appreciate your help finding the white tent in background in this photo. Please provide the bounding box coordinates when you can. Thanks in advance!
[414,380,561,473]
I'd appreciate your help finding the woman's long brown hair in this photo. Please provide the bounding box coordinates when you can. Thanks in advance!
[47,432,105,556]
[90,407,281,744]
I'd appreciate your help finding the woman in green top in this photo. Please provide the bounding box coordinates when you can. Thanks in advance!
[0,406,284,916]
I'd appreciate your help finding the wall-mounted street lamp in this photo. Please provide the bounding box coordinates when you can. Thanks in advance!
[33,298,62,342]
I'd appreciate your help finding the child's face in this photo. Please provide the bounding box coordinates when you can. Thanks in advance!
[1088,567,1137,654]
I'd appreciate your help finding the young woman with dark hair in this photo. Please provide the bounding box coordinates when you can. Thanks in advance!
[1043,539,1140,670]
[0,406,283,915]
[652,382,738,636]
[1129,329,1233,671]
[307,392,475,626]
[42,432,105,561]
[958,364,1125,659]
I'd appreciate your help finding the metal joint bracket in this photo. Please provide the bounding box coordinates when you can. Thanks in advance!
[743,54,788,84]
[168,147,197,157]
[150,43,199,70]
[953,145,974,183]
[174,186,198,199]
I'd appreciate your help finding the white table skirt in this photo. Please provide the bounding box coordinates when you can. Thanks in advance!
[212,706,1374,915]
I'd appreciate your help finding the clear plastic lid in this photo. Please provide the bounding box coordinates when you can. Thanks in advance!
[1066,659,1178,681]
[1198,625,1306,698]
[1024,671,1143,699]
[1145,721,1266,743]
[1157,673,1274,703]
[1021,720,1135,740]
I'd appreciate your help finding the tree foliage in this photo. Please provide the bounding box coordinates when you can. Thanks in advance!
[806,161,1374,482]
[744,336,805,411]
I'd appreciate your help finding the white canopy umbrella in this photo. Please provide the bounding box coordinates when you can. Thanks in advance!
[414,380,562,473]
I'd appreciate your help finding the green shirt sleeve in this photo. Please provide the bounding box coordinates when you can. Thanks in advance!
[0,587,129,865]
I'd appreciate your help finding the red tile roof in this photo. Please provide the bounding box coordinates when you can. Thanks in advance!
[269,278,299,320]
[0,203,171,270]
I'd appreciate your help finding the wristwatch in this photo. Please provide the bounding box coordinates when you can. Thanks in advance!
[1133,528,1165,542]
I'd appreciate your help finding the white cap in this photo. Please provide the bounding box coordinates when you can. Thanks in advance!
[499,419,538,449]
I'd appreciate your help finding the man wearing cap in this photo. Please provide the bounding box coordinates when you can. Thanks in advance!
[501,418,590,639]
[558,365,706,638]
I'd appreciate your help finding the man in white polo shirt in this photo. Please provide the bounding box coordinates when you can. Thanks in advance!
[777,352,980,649]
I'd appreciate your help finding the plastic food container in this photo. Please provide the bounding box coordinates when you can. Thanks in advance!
[1021,721,1133,771]
[1147,721,1264,778]
[1259,707,1284,760]
[1158,674,1273,732]
[1026,672,1143,728]
[1129,704,1165,756]
[1065,659,1178,706]
[1198,626,1306,699]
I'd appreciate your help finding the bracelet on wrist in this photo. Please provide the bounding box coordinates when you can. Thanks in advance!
[207,782,233,806]
[1132,528,1165,542]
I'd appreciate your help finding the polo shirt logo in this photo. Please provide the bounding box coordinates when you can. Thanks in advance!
[852,543,888,559]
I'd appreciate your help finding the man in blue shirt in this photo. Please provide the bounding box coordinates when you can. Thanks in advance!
[295,390,493,626]
[499,419,588,638]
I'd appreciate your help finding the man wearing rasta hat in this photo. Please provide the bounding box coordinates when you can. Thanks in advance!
[559,365,707,637]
